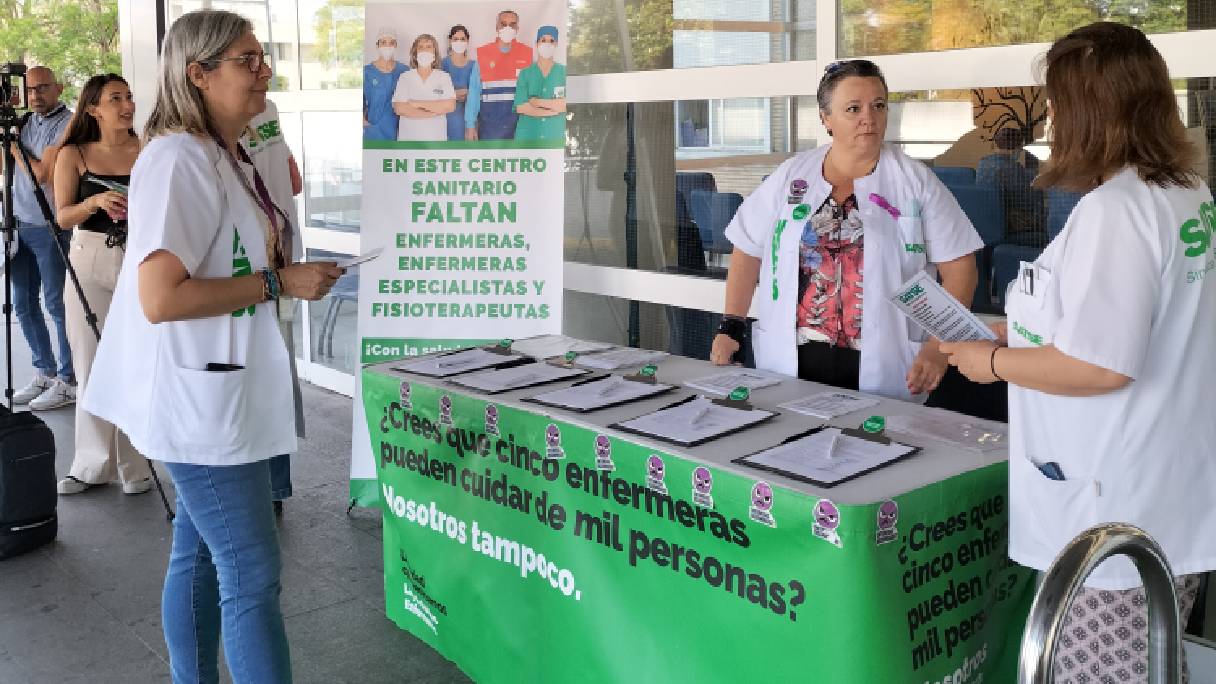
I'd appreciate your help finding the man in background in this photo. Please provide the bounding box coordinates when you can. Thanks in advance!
[475,9,533,140]
[10,66,74,410]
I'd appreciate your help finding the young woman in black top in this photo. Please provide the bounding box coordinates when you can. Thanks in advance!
[52,73,153,496]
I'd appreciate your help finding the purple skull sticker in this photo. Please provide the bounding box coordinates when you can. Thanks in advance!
[399,381,412,407]
[545,424,561,447]
[647,455,665,480]
[692,467,713,495]
[484,405,500,435]
[439,395,453,424]
[595,435,611,457]
[877,500,898,531]
[789,178,808,197]
[752,482,773,512]
[814,499,841,531]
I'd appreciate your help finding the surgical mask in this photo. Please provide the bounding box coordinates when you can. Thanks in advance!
[450,40,468,54]
[416,51,435,68]
[498,27,517,42]
[377,46,395,61]
[537,43,556,60]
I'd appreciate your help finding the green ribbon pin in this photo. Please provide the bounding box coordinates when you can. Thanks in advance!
[862,415,886,433]
[498,339,513,348]
[791,203,810,221]
[728,386,751,402]
[640,364,657,378]
[564,351,578,363]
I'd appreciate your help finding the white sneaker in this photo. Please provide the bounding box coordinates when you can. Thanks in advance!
[122,478,153,495]
[29,379,76,411]
[13,372,52,404]
[57,476,93,495]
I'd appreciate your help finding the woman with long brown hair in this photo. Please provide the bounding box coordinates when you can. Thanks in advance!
[52,73,153,496]
[942,22,1215,683]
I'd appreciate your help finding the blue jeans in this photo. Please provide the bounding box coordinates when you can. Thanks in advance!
[162,460,291,683]
[11,221,73,381]
[269,454,292,501]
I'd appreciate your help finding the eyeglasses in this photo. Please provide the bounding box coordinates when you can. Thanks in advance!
[25,84,55,94]
[201,51,268,74]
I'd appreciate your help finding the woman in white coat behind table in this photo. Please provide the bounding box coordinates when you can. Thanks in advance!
[81,10,342,681]
[941,22,1215,684]
[711,60,982,402]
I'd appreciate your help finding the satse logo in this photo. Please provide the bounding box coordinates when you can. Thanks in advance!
[1180,201,1216,257]
[898,283,925,305]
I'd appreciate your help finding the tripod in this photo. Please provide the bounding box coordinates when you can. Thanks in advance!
[1,90,174,521]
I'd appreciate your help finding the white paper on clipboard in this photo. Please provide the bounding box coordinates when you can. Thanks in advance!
[888,272,997,342]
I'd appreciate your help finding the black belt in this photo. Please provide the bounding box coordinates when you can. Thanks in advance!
[77,225,127,248]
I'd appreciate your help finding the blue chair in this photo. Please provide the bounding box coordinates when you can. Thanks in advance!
[992,244,1042,309]
[688,189,742,257]
[1046,188,1085,242]
[948,185,1004,313]
[933,166,976,186]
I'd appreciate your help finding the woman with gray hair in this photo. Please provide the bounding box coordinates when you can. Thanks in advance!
[82,9,341,682]
[710,60,982,402]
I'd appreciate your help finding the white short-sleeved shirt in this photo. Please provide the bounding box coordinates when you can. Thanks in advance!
[81,133,298,465]
[393,69,455,141]
[1006,168,1216,588]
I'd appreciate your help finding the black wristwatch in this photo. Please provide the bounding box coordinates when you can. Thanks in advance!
[716,316,749,347]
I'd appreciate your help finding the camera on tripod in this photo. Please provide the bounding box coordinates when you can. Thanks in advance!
[0,63,27,113]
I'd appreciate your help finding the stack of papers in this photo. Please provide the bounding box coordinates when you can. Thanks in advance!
[684,369,784,395]
[511,335,615,360]
[735,428,918,486]
[576,348,668,370]
[779,391,880,419]
[528,375,675,412]
[395,348,518,377]
[449,362,587,394]
[884,413,1007,453]
[613,396,774,447]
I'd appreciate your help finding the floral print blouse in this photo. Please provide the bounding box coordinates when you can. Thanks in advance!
[796,194,864,348]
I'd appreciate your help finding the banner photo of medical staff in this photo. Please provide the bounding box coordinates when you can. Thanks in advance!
[363,0,568,145]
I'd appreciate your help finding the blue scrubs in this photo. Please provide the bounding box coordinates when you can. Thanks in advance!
[441,56,481,141]
[363,62,408,141]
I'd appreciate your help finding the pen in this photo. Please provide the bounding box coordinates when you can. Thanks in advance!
[688,403,713,426]
[827,432,840,459]
[507,372,540,388]
[598,377,624,396]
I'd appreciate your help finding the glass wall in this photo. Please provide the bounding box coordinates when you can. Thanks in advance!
[839,0,1216,57]
[164,0,1216,364]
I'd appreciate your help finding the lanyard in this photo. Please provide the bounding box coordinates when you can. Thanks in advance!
[214,134,293,268]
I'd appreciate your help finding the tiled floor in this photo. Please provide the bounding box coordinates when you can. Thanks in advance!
[0,320,470,683]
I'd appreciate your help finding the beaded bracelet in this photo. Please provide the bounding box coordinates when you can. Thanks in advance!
[259,268,281,302]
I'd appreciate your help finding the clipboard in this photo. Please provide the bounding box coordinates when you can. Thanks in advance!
[523,373,677,413]
[446,362,589,395]
[731,425,921,488]
[392,345,532,378]
[609,395,776,448]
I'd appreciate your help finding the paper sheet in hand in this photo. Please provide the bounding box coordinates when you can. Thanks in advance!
[684,369,783,395]
[778,391,880,419]
[613,397,774,446]
[511,335,615,360]
[336,247,384,268]
[449,362,587,394]
[395,348,517,377]
[576,348,668,370]
[884,412,1007,453]
[889,272,997,342]
[528,375,675,412]
[736,428,918,486]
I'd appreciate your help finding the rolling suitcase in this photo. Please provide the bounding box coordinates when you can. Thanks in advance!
[0,406,57,559]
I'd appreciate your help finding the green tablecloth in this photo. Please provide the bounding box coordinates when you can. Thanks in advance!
[362,356,1033,683]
